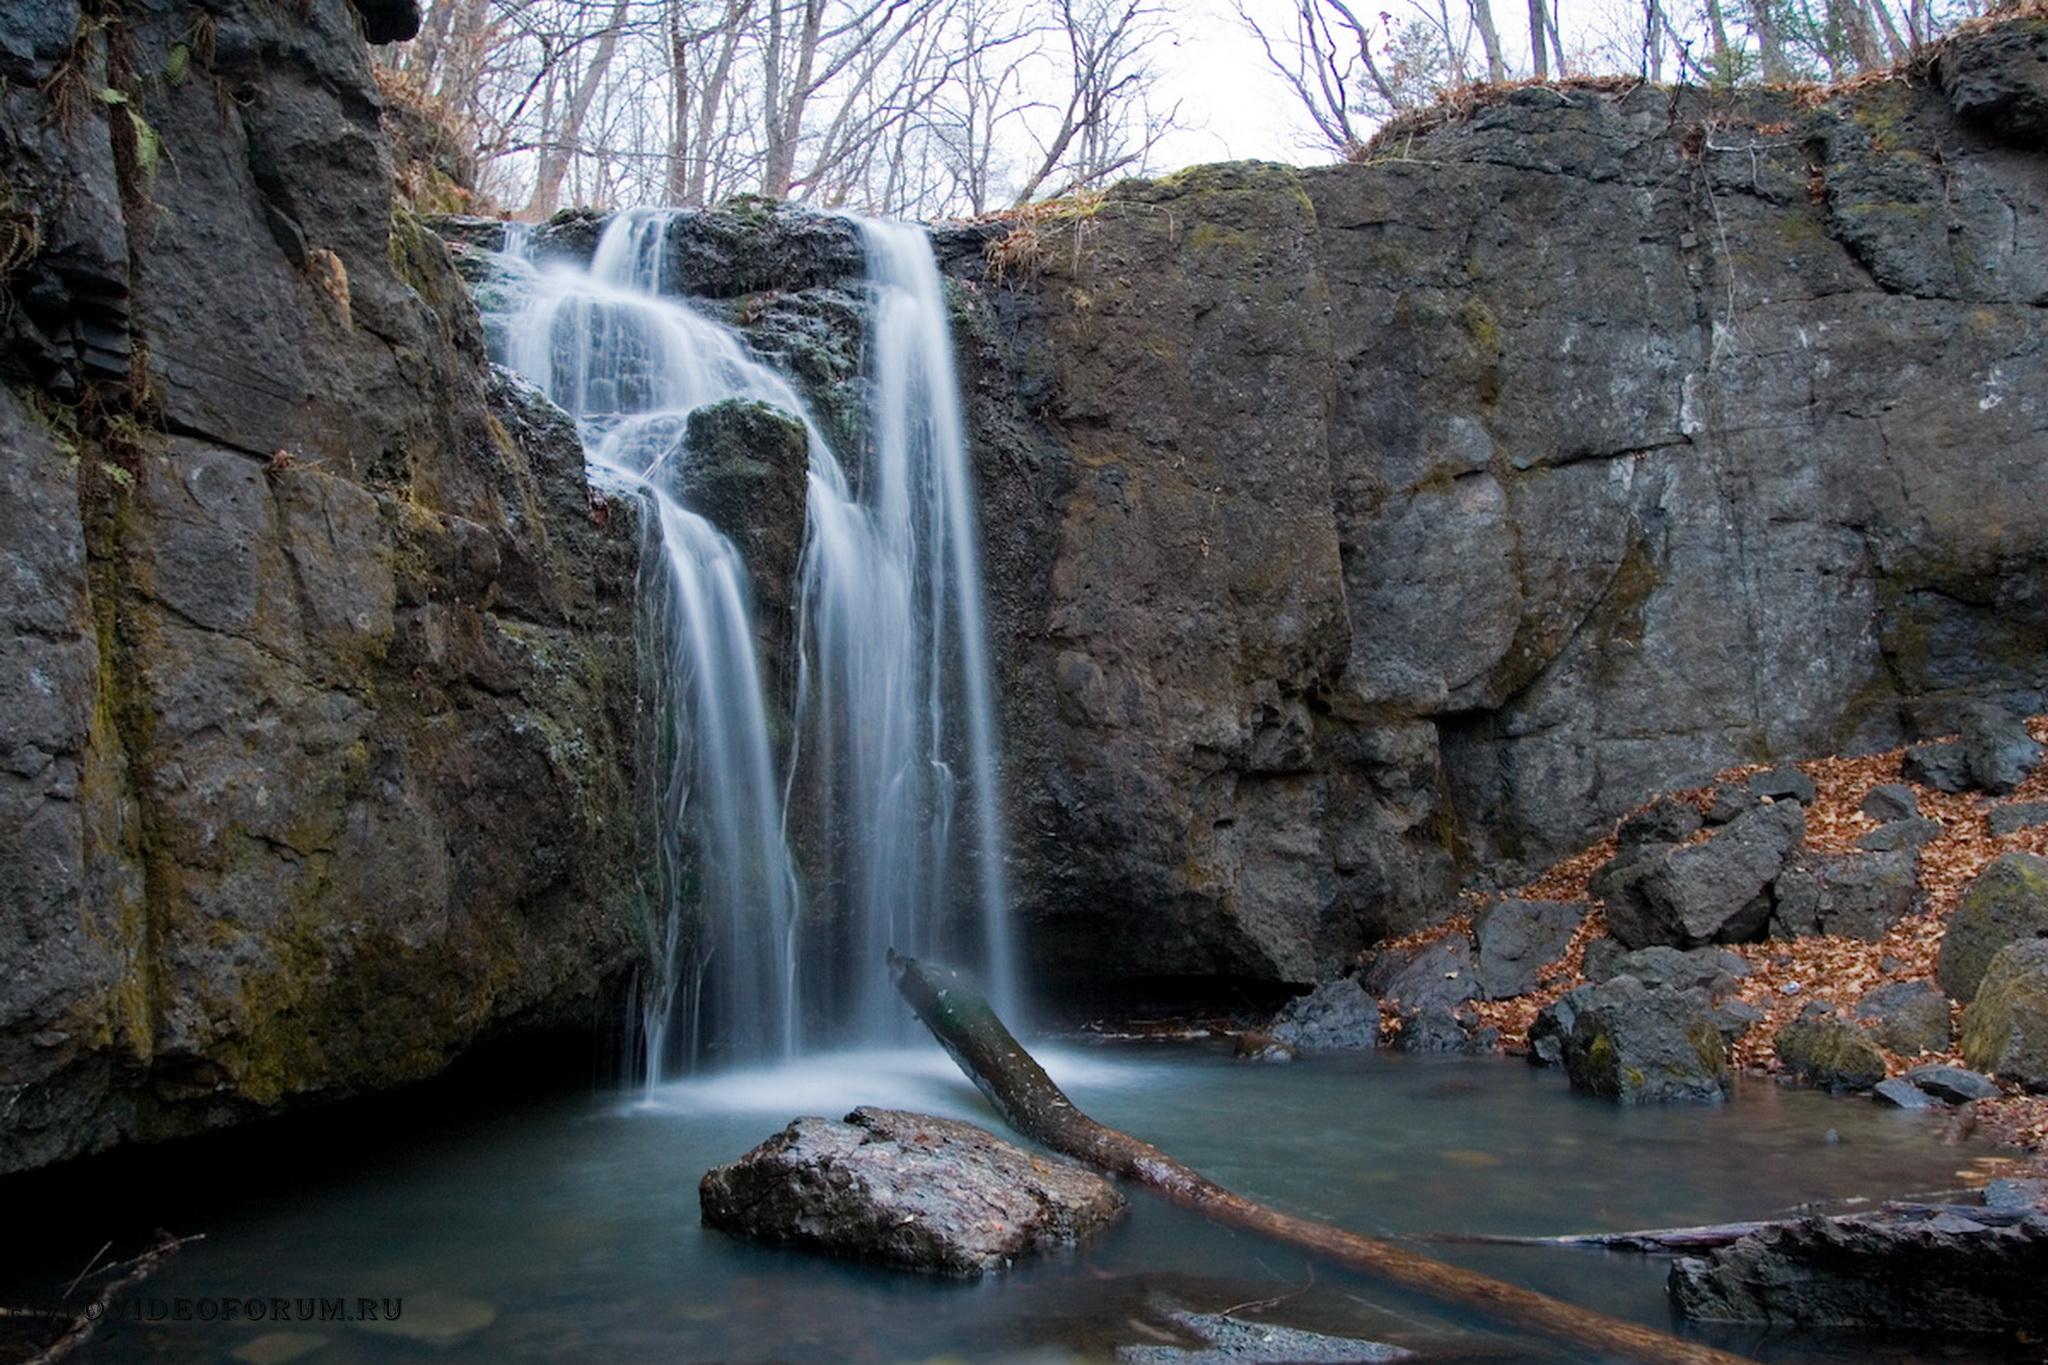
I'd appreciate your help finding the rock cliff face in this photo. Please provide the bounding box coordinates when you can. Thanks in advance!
[941,27,2048,994]
[0,0,643,1173]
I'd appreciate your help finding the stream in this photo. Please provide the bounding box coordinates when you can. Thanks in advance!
[6,1044,2011,1363]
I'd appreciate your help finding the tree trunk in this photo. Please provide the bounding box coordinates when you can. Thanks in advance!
[1528,0,1548,78]
[526,0,632,218]
[1748,0,1792,79]
[889,954,1754,1365]
[1469,0,1508,81]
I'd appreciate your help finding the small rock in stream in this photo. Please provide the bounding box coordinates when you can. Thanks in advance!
[1117,1302,1411,1363]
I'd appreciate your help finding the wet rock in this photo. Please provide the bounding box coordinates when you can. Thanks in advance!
[1601,802,1805,949]
[1232,1032,1296,1063]
[1990,802,2048,838]
[1617,797,1702,848]
[1527,986,1587,1067]
[1855,817,1942,853]
[1117,1302,1411,1363]
[1958,704,2043,797]
[1872,1078,1940,1110]
[1903,740,1972,794]
[1902,1063,2001,1104]
[1859,784,1919,823]
[699,1107,1126,1276]
[1561,976,1732,1104]
[1936,853,2048,1001]
[1960,940,2048,1090]
[1473,898,1585,999]
[1984,1178,2048,1212]
[1936,16,2048,145]
[1670,1211,2048,1331]
[1263,980,1380,1053]
[1769,849,1920,941]
[1748,767,1817,805]
[1773,1016,1888,1093]
[1853,980,1951,1056]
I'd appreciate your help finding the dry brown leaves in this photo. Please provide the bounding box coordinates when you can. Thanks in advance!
[1449,716,2048,1152]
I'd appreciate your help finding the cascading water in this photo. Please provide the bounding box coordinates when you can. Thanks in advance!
[483,209,1014,1078]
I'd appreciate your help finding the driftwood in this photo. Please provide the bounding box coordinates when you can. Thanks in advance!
[1428,1204,2040,1253]
[889,952,1752,1365]
[27,1231,203,1365]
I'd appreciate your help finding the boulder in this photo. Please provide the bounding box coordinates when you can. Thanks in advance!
[1705,786,1758,825]
[1872,1078,1940,1110]
[1936,853,2048,1001]
[1773,1016,1888,1093]
[1593,944,1750,995]
[1859,784,1919,822]
[1579,936,1624,983]
[1748,767,1817,805]
[1710,998,1766,1042]
[1670,1211,2048,1330]
[1990,802,2048,838]
[1617,797,1703,848]
[1527,986,1588,1067]
[1473,898,1585,999]
[1393,1001,1492,1054]
[1852,980,1951,1056]
[1768,849,1919,941]
[1362,936,1478,1014]
[1560,976,1732,1104]
[1902,740,1972,793]
[1602,802,1805,949]
[1958,704,2042,796]
[1263,980,1381,1053]
[1902,1063,2001,1104]
[1856,817,1943,853]
[1961,940,2048,1090]
[698,1107,1127,1276]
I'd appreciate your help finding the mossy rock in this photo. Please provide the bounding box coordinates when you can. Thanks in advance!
[1774,1016,1888,1093]
[1938,853,2048,1002]
[1961,940,2048,1090]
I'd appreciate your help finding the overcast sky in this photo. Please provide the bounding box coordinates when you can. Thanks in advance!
[1146,0,1643,169]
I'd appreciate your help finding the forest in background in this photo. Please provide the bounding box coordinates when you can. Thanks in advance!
[384,0,1998,225]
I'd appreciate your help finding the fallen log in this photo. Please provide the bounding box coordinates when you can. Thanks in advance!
[889,952,1752,1365]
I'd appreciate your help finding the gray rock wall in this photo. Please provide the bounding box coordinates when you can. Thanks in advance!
[946,28,2048,994]
[0,0,645,1173]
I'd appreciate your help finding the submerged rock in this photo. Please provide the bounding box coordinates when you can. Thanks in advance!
[1960,940,2048,1090]
[1670,1211,2048,1331]
[1117,1303,1410,1363]
[700,1108,1126,1276]
[1937,853,2048,1001]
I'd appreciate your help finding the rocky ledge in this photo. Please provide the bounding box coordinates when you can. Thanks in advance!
[699,1107,1128,1276]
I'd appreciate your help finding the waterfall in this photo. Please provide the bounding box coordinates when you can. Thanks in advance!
[484,210,1014,1077]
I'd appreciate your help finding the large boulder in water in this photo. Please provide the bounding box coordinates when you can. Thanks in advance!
[699,1107,1126,1276]
[1601,801,1805,949]
[1937,853,2048,1001]
[1261,979,1381,1053]
[1558,976,1733,1104]
[1961,940,2048,1090]
[1772,1014,1888,1093]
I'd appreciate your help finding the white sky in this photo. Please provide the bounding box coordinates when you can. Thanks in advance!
[1143,0,1647,170]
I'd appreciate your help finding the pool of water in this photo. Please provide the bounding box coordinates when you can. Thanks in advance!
[4,1043,2016,1362]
